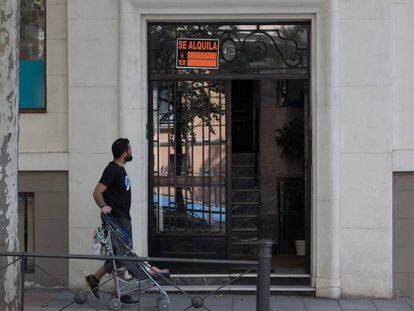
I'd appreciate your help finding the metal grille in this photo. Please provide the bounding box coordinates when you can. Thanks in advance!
[149,22,310,76]
[151,80,227,234]
[18,192,35,273]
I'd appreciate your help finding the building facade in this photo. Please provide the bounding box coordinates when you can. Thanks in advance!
[17,0,414,298]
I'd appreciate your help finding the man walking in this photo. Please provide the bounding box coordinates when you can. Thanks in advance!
[85,138,138,305]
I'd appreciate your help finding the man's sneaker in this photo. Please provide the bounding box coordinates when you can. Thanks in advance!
[85,275,100,299]
[120,295,139,305]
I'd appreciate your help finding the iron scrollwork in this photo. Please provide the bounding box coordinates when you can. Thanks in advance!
[149,23,310,75]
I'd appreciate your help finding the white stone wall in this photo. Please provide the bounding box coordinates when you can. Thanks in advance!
[18,0,69,169]
[67,0,119,288]
[339,0,393,298]
[60,0,406,299]
[65,0,344,297]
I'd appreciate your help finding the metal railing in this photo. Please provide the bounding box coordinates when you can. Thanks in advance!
[0,239,272,311]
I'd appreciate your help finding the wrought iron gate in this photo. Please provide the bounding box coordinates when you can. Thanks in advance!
[149,80,229,266]
[148,22,311,272]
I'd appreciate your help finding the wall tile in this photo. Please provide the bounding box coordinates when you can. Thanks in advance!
[68,19,117,86]
[341,228,392,297]
[340,19,391,86]
[69,86,118,153]
[46,3,67,40]
[340,86,391,153]
[68,0,118,19]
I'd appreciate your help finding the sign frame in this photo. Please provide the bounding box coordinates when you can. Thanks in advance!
[176,38,220,70]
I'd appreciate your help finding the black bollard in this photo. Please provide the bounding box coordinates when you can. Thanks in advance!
[20,256,25,311]
[257,239,272,311]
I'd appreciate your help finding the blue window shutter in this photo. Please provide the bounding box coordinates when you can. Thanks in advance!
[19,60,45,110]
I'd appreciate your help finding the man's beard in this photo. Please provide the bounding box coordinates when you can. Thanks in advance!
[125,155,133,162]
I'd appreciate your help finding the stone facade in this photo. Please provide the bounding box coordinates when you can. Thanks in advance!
[18,172,69,286]
[19,0,68,160]
[17,0,414,298]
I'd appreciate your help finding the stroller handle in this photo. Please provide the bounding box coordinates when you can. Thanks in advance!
[101,213,118,227]
[101,213,133,247]
[101,213,111,221]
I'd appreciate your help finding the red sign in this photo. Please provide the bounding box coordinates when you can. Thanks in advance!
[176,38,219,69]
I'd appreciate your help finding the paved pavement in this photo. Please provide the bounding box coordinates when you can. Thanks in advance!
[24,288,414,311]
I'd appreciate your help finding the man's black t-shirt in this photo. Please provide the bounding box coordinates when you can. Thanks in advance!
[99,161,131,220]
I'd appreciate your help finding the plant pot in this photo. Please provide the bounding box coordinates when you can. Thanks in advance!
[295,240,305,256]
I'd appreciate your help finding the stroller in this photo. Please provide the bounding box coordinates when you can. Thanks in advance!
[98,214,170,311]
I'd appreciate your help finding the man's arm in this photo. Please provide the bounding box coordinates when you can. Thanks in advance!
[93,183,111,214]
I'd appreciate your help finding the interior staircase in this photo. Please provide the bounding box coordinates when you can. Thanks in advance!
[231,153,260,259]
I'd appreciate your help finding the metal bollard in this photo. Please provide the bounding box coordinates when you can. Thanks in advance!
[20,256,25,311]
[257,239,272,311]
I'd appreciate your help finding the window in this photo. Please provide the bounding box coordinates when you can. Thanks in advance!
[18,192,35,273]
[276,79,306,107]
[19,0,46,112]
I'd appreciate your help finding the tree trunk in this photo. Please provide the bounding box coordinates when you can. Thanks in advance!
[0,0,20,310]
[173,84,187,217]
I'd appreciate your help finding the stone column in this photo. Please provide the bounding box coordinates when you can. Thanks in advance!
[313,0,341,298]
[68,0,119,287]
[339,0,392,298]
[118,0,148,256]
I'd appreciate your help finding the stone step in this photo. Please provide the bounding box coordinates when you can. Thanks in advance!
[232,153,257,165]
[232,203,260,215]
[231,244,258,257]
[232,166,257,178]
[231,215,258,229]
[231,228,258,232]
[231,190,260,203]
[154,273,312,289]
[232,177,259,190]
[231,231,258,243]
[148,284,314,294]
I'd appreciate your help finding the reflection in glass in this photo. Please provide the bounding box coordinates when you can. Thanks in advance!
[20,0,45,60]
[152,81,226,234]
[19,0,46,110]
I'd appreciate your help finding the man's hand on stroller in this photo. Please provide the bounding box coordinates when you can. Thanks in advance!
[101,205,112,214]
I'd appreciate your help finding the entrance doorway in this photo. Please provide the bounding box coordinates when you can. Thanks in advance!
[230,80,309,274]
[147,22,311,274]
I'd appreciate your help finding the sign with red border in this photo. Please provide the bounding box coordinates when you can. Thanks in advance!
[176,38,219,69]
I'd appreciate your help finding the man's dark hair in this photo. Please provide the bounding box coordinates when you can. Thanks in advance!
[112,138,130,159]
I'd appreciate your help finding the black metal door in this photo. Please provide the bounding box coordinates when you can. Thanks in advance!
[148,22,311,273]
[149,80,229,271]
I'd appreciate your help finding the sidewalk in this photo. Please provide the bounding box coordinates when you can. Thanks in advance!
[24,288,414,310]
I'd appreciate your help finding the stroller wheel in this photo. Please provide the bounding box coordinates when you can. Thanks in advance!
[109,298,122,311]
[158,299,170,311]
[156,296,164,305]
[74,292,87,305]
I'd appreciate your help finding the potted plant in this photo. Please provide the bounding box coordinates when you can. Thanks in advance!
[275,117,306,255]
[294,220,305,256]
[282,179,305,256]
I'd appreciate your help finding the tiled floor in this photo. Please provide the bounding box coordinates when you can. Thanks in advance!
[24,289,414,311]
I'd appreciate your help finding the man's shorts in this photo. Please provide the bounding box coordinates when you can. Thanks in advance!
[103,216,133,274]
